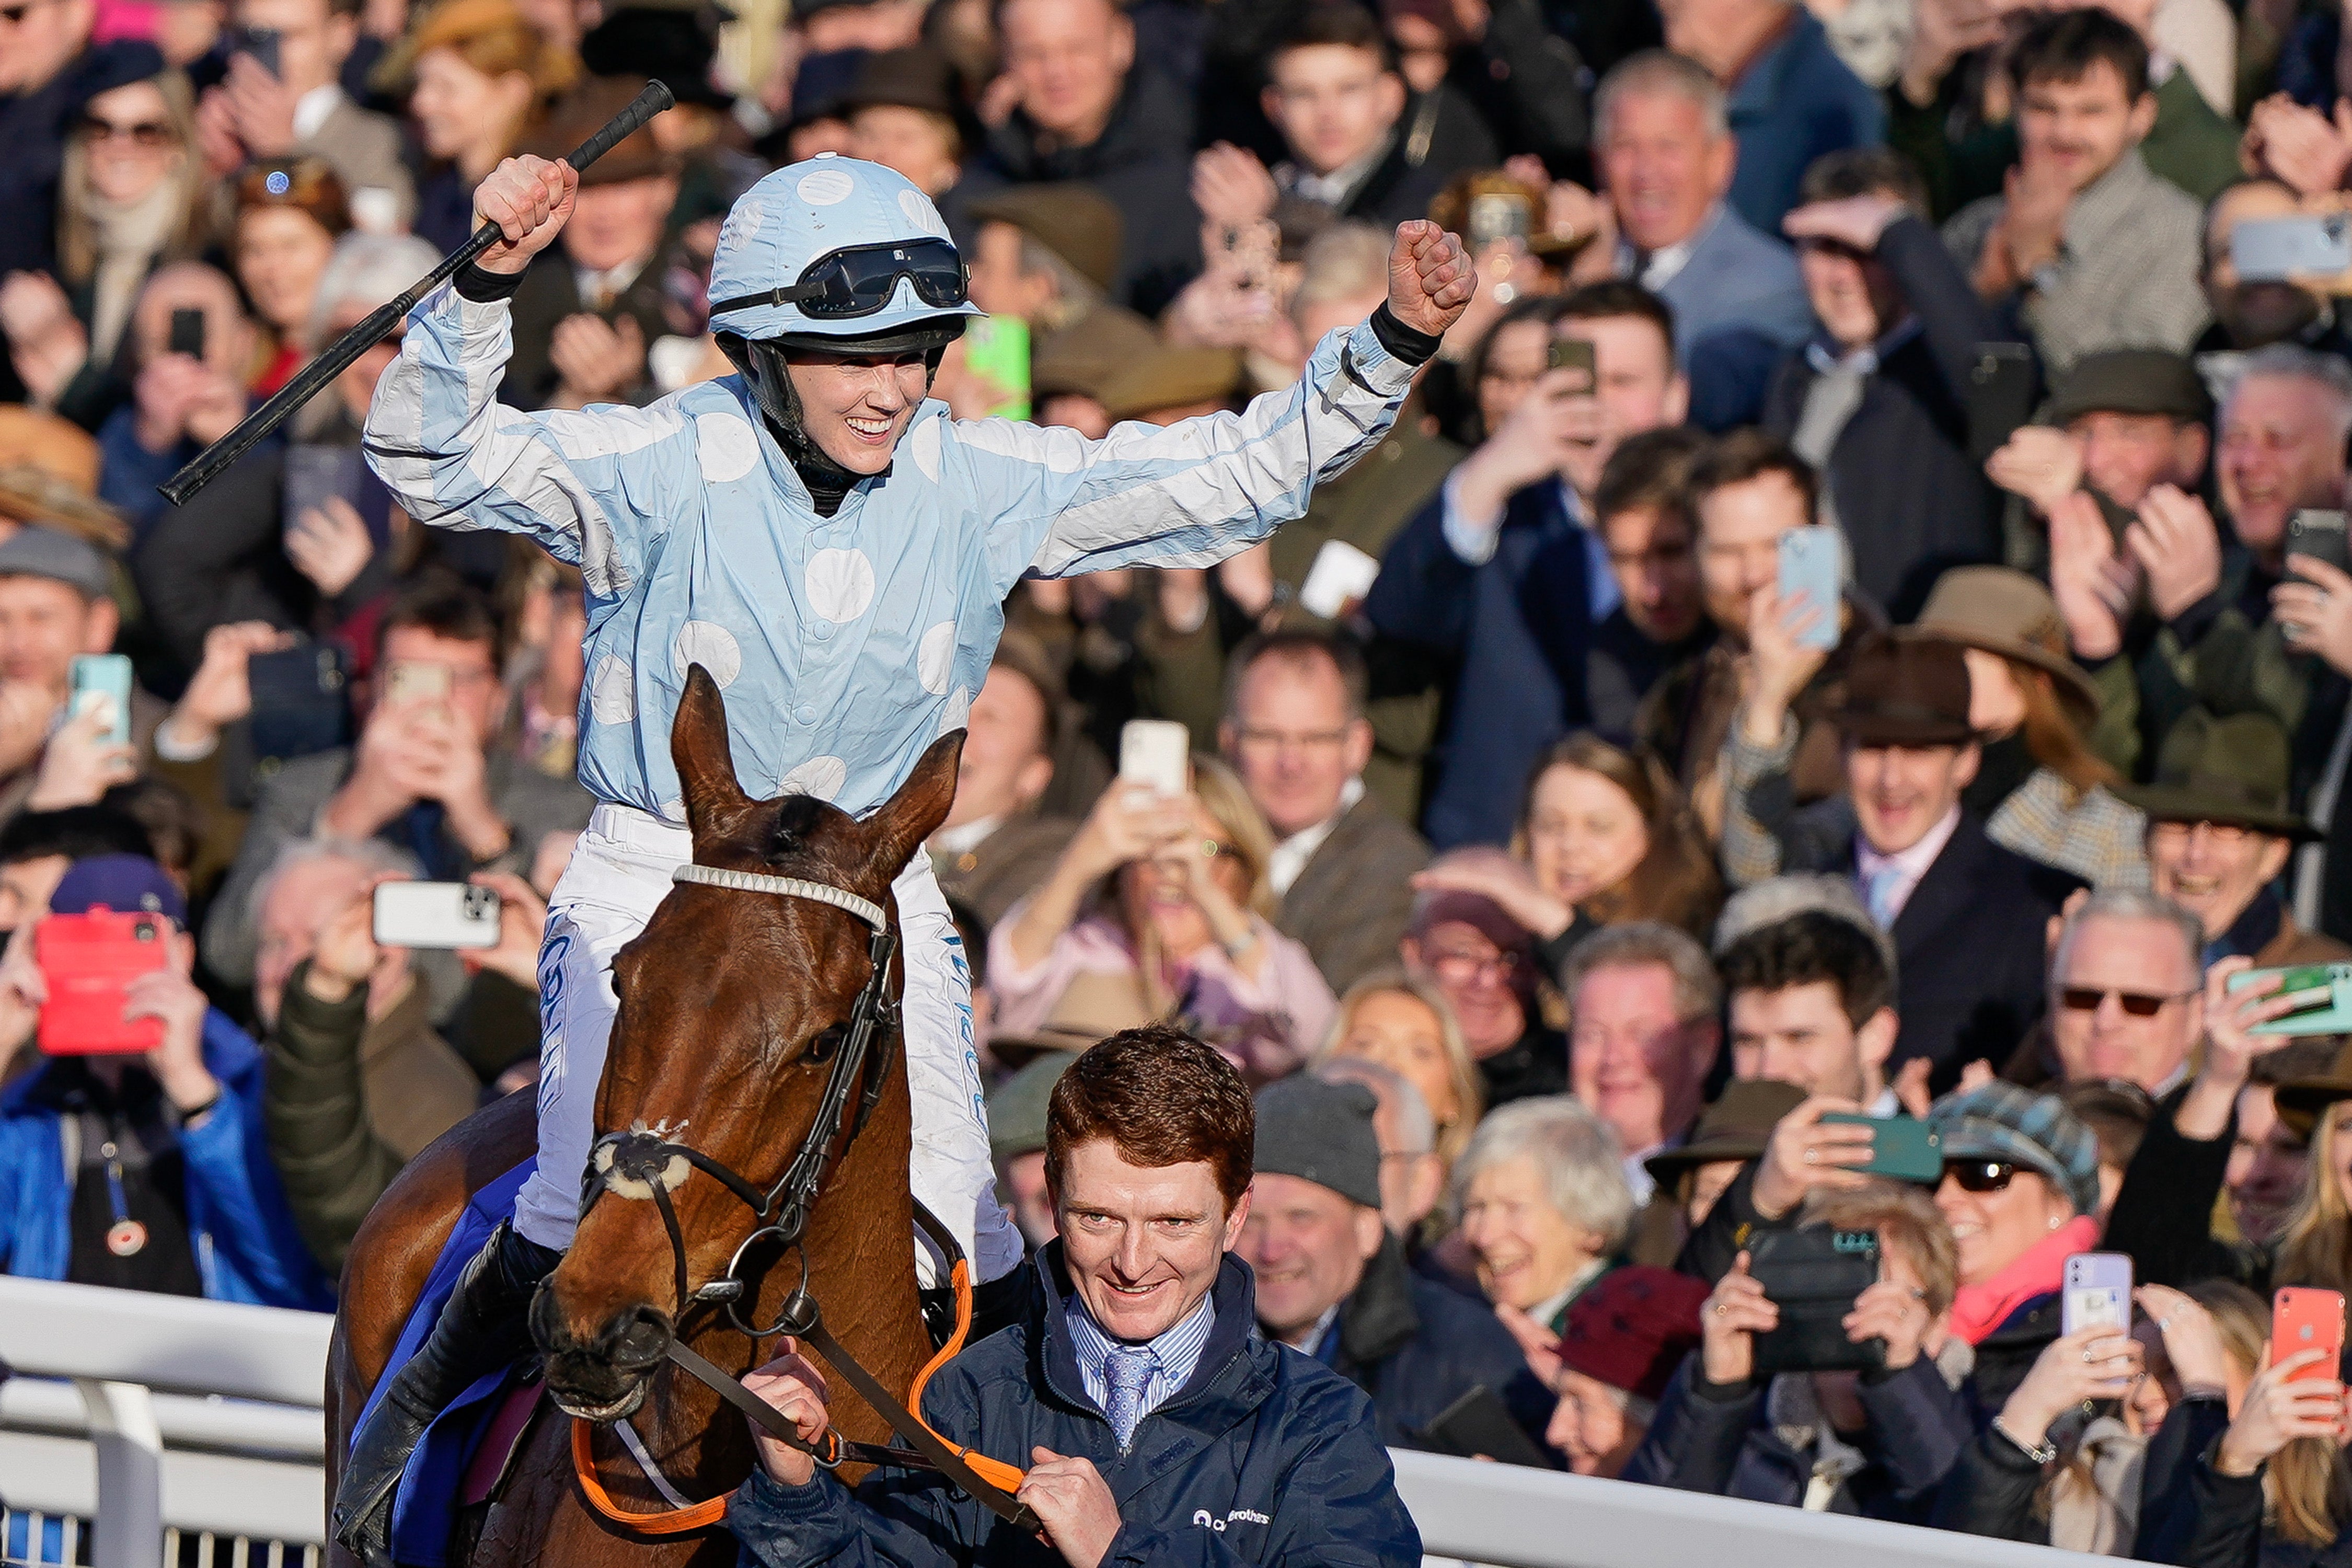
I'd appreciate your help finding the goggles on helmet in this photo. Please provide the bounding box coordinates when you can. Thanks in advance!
[710,237,968,321]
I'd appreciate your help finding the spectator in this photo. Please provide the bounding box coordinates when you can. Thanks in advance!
[732,1027,1423,1568]
[0,0,103,280]
[0,803,154,936]
[2039,887,2208,1093]
[1590,51,1813,369]
[928,636,1077,932]
[1941,9,2206,372]
[1558,921,1722,1201]
[842,48,968,203]
[1219,629,1429,994]
[1366,0,1593,181]
[0,528,165,819]
[1316,968,1484,1172]
[229,155,349,395]
[1245,1073,1541,1449]
[2227,1040,2334,1250]
[92,260,256,541]
[1628,1181,1970,1522]
[1368,282,1688,848]
[1542,1264,1708,1475]
[1451,1094,1634,1334]
[1315,1053,1449,1239]
[2270,1045,2352,1300]
[1589,427,1713,740]
[981,0,1201,314]
[0,855,328,1307]
[994,756,1336,1082]
[1768,147,2007,619]
[204,576,594,998]
[2194,176,2352,361]
[1638,1077,1805,1241]
[192,0,414,230]
[1719,908,1898,1111]
[963,183,1161,384]
[248,836,483,1274]
[2,50,209,433]
[385,0,578,251]
[1655,0,1885,238]
[984,1047,1075,1252]
[1399,865,1565,1106]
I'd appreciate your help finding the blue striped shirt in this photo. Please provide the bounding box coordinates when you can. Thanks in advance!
[1065,1289,1218,1444]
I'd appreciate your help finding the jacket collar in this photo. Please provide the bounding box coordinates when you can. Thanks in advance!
[1033,1240,1271,1430]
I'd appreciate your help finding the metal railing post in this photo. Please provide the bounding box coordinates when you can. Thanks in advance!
[74,1378,164,1568]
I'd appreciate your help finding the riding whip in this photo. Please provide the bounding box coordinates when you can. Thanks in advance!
[156,77,676,508]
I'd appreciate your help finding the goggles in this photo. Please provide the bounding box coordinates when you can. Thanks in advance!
[710,238,967,322]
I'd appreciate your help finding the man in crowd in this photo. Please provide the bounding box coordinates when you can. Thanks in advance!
[1719,907,1899,1112]
[1588,428,1713,740]
[194,0,413,228]
[1316,1055,1447,1238]
[1942,8,2206,372]
[2036,887,2209,1094]
[1399,870,1563,1105]
[1560,922,1722,1201]
[1244,1073,1538,1447]
[1222,630,1427,993]
[733,1027,1421,1568]
[0,528,166,820]
[964,183,1160,384]
[2229,1041,2332,1249]
[930,637,1076,932]
[1368,281,1686,847]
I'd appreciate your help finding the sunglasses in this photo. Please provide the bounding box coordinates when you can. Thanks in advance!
[2058,985,2196,1017]
[79,115,174,147]
[1943,1158,2019,1193]
[710,238,966,322]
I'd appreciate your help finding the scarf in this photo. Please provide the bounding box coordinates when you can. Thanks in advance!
[84,173,186,363]
[2047,1413,2146,1554]
[1950,1214,2102,1346]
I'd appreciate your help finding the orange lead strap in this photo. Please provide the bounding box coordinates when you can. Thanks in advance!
[904,1258,1028,1495]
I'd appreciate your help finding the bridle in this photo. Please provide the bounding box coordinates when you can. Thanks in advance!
[571,860,1034,1529]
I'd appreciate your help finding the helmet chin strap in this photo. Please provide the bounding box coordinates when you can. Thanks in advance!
[716,334,952,518]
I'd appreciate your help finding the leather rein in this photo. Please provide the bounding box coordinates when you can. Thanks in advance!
[569,861,1033,1532]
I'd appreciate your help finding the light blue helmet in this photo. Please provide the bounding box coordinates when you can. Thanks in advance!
[706,154,981,344]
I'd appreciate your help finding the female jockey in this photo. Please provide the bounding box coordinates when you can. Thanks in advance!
[332,149,1471,1560]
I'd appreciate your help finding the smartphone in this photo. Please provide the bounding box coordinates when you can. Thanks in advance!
[2288,510,2350,585]
[243,639,351,800]
[2273,1287,2346,1380]
[1296,538,1381,620]
[2063,1252,2134,1337]
[373,882,502,950]
[383,660,452,707]
[1965,342,2037,465]
[1419,1384,1550,1469]
[1466,193,1533,252]
[1819,1112,1942,1182]
[1118,718,1190,797]
[1219,220,1279,293]
[68,654,133,748]
[2228,963,2352,1035]
[1548,336,1596,393]
[168,306,205,361]
[962,315,1031,421]
[2232,213,2352,282]
[1777,526,1842,650]
[283,443,393,552]
[36,910,174,1056]
[237,24,282,76]
[1748,1227,1884,1376]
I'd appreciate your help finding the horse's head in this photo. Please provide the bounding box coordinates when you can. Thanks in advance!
[534,664,961,1419]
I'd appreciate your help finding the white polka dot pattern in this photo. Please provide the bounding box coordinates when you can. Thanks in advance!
[588,654,636,724]
[917,621,956,693]
[798,168,857,206]
[805,548,877,622]
[695,410,759,482]
[778,755,849,800]
[672,620,743,687]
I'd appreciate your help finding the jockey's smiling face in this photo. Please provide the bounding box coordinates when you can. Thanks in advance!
[1052,1138,1251,1342]
[785,347,935,474]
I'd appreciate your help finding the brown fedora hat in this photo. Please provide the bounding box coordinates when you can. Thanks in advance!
[1825,631,1978,747]
[2117,709,2321,841]
[987,969,1159,1068]
[2274,1037,2352,1136]
[1908,566,2100,729]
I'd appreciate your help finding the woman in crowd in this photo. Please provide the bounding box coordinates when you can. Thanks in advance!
[993,758,1334,1081]
[1542,1265,1708,1478]
[390,0,578,251]
[0,53,208,432]
[230,158,351,398]
[1316,969,1484,1171]
[1451,1095,1633,1335]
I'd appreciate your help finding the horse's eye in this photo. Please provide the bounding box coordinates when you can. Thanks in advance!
[806,1024,848,1063]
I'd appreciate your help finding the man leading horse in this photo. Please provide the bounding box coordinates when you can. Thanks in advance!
[335,147,1472,1560]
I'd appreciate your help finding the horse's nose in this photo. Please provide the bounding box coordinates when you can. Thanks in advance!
[597,1302,675,1372]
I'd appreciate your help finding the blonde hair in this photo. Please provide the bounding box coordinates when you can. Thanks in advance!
[2269,1106,2352,1545]
[57,70,207,286]
[1315,967,1486,1169]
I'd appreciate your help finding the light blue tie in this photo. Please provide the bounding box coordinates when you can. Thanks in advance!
[1104,1345,1155,1449]
[1863,865,1903,930]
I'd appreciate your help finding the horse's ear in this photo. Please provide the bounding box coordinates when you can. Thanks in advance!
[865,729,963,883]
[671,665,752,838]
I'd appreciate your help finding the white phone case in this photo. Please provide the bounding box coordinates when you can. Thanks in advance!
[1119,719,1191,797]
[373,882,502,949]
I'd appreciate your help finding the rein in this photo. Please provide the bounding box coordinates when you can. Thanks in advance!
[568,861,1034,1534]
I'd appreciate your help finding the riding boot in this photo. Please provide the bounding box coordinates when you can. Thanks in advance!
[332,1219,561,1567]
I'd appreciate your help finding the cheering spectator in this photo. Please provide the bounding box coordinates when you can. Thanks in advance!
[994,756,1336,1081]
[1942,9,2206,372]
[1768,148,2007,619]
[1219,629,1428,993]
[2194,176,2352,360]
[1558,923,1721,1201]
[2036,888,2208,1093]
[1316,969,1483,1173]
[1400,861,1564,1105]
[1589,428,1713,739]
[0,855,329,1307]
[386,0,578,251]
[92,261,256,541]
[229,155,349,395]
[1542,1265,1708,1476]
[193,0,414,229]
[928,636,1076,932]
[1507,733,1721,944]
[1452,1094,1634,1334]
[1246,1073,1542,1449]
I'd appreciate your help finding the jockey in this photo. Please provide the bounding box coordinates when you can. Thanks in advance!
[332,149,1471,1561]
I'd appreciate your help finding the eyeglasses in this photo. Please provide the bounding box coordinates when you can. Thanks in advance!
[78,114,175,147]
[2148,820,2258,848]
[709,238,966,321]
[1426,946,1522,985]
[1943,1158,2019,1193]
[2058,985,2198,1017]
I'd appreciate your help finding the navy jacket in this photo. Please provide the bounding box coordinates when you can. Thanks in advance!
[1365,479,1594,849]
[1322,1234,1550,1453]
[1724,10,1887,237]
[729,1246,1422,1568]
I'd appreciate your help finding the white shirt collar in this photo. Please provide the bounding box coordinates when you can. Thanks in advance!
[1267,776,1364,896]
[292,84,343,142]
[1854,805,1962,925]
[1618,204,1724,293]
[574,256,650,305]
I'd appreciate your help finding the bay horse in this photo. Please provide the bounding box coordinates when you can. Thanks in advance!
[326,665,963,1565]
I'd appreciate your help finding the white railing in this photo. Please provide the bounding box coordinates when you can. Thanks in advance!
[0,1276,2102,1568]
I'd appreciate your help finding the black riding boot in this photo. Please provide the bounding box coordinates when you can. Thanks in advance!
[332,1219,561,1566]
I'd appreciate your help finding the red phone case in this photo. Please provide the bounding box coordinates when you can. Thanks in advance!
[36,909,172,1056]
[2273,1287,2347,1379]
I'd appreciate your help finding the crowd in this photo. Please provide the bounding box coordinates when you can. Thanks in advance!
[5,0,2352,1553]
